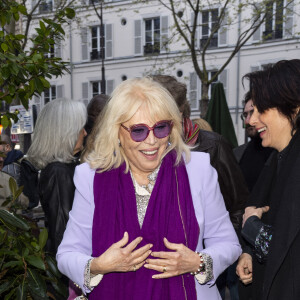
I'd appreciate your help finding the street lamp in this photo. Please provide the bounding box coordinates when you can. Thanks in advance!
[91,0,106,94]
[100,0,106,94]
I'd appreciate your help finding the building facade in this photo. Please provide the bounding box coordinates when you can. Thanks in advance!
[26,0,300,143]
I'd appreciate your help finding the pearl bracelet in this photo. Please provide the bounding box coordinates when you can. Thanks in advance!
[190,251,205,275]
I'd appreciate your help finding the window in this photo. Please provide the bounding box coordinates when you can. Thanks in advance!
[144,18,160,55]
[134,16,168,56]
[82,80,114,99]
[39,0,53,13]
[45,46,55,58]
[263,0,284,40]
[91,26,105,60]
[92,81,101,97]
[82,24,112,61]
[200,9,219,49]
[44,86,56,104]
[32,84,64,114]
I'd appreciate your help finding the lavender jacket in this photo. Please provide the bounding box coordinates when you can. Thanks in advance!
[57,152,241,299]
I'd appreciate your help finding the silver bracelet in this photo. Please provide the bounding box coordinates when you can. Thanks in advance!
[190,251,205,275]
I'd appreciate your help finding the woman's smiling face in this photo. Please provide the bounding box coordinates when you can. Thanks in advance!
[119,105,169,181]
[249,106,293,152]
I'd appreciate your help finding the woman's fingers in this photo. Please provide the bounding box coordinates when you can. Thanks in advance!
[163,237,180,250]
[125,236,143,252]
[113,232,129,248]
[131,246,153,266]
[261,206,270,213]
[132,261,145,272]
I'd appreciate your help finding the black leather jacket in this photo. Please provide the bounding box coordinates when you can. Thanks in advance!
[39,161,78,254]
[193,130,249,231]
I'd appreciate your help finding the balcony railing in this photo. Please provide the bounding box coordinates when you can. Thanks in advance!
[90,50,105,60]
[200,36,218,49]
[263,30,283,40]
[144,43,160,55]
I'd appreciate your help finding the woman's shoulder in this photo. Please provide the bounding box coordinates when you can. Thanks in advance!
[74,162,95,180]
[185,151,214,188]
[186,151,211,169]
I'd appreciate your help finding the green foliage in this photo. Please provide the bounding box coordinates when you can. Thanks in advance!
[0,0,76,128]
[0,182,67,299]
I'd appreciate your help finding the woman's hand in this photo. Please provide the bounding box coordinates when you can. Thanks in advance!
[236,253,253,285]
[242,206,270,227]
[144,238,200,279]
[91,232,153,275]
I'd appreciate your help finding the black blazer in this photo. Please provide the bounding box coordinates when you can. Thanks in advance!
[39,161,78,254]
[247,130,300,300]
[193,130,249,231]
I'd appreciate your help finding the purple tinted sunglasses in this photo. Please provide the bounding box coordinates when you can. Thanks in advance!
[121,120,173,142]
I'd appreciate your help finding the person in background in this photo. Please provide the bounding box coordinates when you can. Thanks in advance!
[234,93,273,300]
[152,75,248,300]
[25,98,87,298]
[234,93,273,192]
[57,77,241,300]
[193,118,213,132]
[0,134,23,184]
[85,94,110,136]
[25,98,87,254]
[0,134,23,167]
[236,59,300,300]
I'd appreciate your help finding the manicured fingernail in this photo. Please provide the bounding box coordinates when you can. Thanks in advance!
[148,250,152,255]
[149,244,153,248]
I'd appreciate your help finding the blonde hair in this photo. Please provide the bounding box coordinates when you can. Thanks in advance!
[84,77,190,172]
[193,118,213,132]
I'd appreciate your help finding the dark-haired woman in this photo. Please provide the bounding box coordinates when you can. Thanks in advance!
[236,59,300,300]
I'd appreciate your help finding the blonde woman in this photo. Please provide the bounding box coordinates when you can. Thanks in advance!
[57,78,241,300]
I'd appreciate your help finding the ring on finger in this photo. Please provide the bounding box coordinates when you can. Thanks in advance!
[133,265,136,272]
[163,266,167,273]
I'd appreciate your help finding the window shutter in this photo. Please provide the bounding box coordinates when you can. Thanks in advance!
[252,11,261,42]
[218,9,227,46]
[219,69,227,97]
[160,16,168,52]
[105,24,113,58]
[82,82,89,99]
[81,28,89,61]
[189,72,199,110]
[191,12,199,48]
[285,1,294,37]
[106,79,114,95]
[56,85,64,98]
[55,38,62,58]
[134,20,142,56]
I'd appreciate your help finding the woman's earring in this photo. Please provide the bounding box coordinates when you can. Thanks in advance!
[118,139,121,146]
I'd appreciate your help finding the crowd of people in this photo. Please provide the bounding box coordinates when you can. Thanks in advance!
[1,59,300,300]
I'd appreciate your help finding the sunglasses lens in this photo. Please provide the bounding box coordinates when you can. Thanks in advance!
[131,126,148,142]
[153,122,171,138]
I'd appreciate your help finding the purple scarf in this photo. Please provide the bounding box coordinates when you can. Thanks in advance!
[90,151,199,300]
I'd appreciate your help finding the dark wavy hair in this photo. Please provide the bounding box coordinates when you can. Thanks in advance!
[243,59,300,132]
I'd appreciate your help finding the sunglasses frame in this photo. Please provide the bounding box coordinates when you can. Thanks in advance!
[121,120,173,142]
